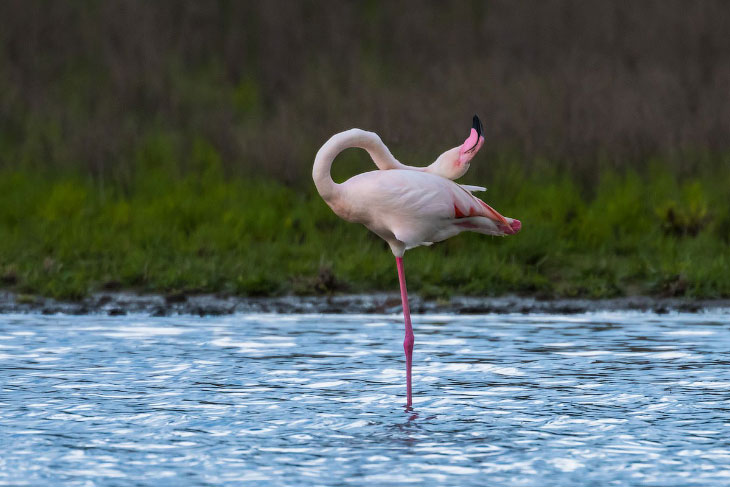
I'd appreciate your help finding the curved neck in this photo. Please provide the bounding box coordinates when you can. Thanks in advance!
[312,128,407,201]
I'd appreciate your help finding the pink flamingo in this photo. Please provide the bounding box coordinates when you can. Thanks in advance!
[312,116,521,407]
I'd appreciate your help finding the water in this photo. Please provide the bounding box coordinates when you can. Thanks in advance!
[1,311,729,486]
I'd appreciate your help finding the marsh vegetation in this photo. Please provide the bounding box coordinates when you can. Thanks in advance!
[1,1,729,300]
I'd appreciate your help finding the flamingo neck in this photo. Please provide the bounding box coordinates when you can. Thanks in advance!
[312,128,406,201]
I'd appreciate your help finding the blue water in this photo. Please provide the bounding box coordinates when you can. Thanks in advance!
[1,311,729,486]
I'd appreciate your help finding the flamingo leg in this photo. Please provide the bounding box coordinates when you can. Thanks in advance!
[396,256,414,407]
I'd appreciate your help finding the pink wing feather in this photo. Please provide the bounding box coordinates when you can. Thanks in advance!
[452,185,511,228]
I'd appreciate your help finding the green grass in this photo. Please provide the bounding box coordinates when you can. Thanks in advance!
[1,157,729,301]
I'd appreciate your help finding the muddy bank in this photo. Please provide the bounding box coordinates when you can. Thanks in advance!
[1,291,729,316]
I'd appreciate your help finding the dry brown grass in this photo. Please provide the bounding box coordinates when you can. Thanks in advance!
[1,1,729,184]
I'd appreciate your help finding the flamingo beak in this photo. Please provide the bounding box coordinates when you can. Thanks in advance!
[458,115,485,165]
[473,114,483,138]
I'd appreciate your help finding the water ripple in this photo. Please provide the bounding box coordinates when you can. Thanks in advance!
[0,311,729,486]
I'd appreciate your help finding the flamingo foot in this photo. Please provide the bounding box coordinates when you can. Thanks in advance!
[404,330,414,407]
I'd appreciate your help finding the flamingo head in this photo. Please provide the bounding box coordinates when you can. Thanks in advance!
[458,114,485,166]
[426,115,485,180]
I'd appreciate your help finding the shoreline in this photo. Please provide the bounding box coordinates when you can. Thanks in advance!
[1,291,729,316]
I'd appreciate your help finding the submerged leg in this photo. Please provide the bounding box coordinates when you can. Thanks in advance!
[396,256,414,407]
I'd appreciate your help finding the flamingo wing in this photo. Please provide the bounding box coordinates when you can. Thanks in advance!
[460,184,487,193]
[451,184,511,228]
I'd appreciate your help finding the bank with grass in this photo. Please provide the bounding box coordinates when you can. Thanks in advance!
[2,158,729,301]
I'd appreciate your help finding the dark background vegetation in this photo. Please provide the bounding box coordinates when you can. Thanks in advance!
[1,1,729,300]
[3,0,730,179]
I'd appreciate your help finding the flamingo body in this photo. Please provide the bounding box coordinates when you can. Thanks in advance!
[334,168,519,256]
[313,116,521,407]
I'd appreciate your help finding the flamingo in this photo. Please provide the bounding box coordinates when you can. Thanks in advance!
[312,116,521,407]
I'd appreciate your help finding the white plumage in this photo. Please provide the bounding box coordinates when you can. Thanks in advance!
[312,116,521,407]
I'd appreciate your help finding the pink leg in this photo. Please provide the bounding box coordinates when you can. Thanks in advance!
[396,256,414,407]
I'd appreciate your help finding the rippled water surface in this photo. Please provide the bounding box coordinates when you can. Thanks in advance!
[1,311,730,486]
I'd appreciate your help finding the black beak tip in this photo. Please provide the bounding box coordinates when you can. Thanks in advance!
[472,114,483,138]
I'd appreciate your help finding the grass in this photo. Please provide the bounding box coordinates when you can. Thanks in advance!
[3,2,729,303]
[1,153,729,301]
